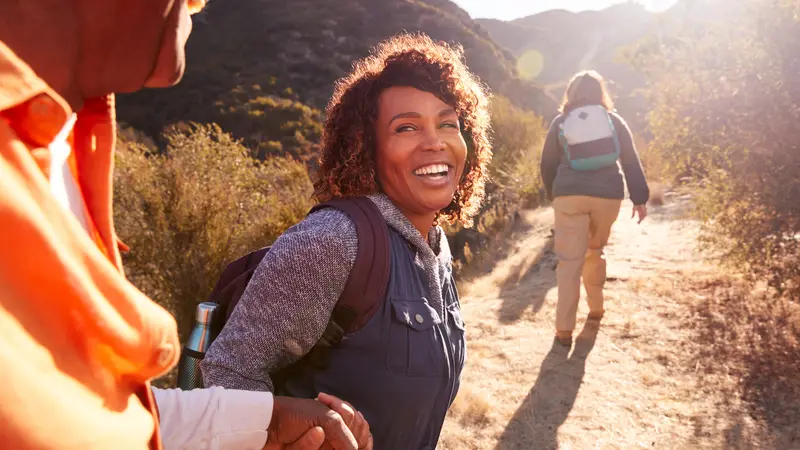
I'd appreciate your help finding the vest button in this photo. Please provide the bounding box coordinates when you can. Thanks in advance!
[415,313,424,324]
[29,95,57,118]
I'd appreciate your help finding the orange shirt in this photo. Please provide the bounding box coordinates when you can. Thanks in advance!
[0,41,180,449]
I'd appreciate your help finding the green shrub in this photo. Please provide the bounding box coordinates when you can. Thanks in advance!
[113,123,314,340]
[630,0,800,301]
[447,95,548,268]
[473,94,548,237]
[216,85,324,163]
[486,95,548,211]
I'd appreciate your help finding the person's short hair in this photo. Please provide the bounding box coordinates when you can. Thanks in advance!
[313,32,492,227]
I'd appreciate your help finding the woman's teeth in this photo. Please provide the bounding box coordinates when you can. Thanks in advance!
[414,164,449,176]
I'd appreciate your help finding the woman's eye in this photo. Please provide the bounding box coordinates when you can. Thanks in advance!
[441,122,459,129]
[396,125,416,133]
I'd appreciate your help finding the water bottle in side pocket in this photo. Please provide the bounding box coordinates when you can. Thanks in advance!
[177,302,218,390]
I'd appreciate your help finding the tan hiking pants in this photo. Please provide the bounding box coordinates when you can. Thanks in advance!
[553,195,623,332]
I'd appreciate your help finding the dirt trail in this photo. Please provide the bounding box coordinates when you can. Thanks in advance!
[439,195,780,449]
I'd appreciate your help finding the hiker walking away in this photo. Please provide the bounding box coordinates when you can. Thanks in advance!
[540,70,650,347]
[0,1,369,448]
[200,32,493,450]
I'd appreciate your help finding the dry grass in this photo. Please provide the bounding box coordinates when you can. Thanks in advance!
[440,195,800,449]
[648,181,667,206]
[686,278,800,449]
[448,387,493,427]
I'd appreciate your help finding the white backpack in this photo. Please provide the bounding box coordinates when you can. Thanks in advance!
[558,105,621,171]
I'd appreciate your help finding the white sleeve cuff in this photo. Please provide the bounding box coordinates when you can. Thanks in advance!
[212,388,273,449]
[153,386,273,450]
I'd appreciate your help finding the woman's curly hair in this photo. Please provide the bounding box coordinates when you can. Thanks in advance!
[313,32,493,227]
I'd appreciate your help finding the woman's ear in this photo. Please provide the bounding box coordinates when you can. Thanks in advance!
[366,134,383,193]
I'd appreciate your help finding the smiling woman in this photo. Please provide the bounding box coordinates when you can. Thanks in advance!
[315,32,492,233]
[200,32,493,450]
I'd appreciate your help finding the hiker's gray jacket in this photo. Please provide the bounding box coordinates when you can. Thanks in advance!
[541,111,650,205]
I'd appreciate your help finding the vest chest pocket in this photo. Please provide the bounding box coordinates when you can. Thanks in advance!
[446,299,467,377]
[386,297,446,377]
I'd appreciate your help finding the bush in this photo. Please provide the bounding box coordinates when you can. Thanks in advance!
[447,95,548,268]
[113,123,314,341]
[473,95,548,240]
[486,95,548,212]
[629,0,800,301]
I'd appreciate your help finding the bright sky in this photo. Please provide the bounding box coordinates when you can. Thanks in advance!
[452,0,679,21]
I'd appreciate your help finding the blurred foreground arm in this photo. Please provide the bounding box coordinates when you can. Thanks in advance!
[153,386,272,450]
[152,387,363,450]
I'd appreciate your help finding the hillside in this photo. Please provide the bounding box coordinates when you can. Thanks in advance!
[477,3,658,128]
[116,0,556,158]
[478,4,652,84]
[475,0,745,131]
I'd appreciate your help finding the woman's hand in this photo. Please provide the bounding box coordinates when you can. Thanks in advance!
[317,393,373,450]
[632,204,648,224]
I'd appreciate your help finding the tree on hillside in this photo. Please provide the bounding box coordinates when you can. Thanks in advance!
[215,84,324,163]
[630,0,800,301]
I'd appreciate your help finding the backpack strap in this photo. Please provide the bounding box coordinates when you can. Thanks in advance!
[272,196,390,382]
[309,196,391,334]
[207,246,271,324]
[559,125,570,161]
[606,112,622,158]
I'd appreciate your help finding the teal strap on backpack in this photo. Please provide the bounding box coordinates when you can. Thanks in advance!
[561,113,621,171]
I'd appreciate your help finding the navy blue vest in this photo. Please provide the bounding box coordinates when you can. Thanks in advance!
[281,228,467,449]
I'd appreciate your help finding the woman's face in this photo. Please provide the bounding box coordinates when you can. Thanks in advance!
[374,86,468,220]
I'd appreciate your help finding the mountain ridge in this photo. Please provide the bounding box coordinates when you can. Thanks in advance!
[474,2,659,127]
[117,0,557,156]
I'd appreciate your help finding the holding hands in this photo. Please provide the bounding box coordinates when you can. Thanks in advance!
[263,393,372,450]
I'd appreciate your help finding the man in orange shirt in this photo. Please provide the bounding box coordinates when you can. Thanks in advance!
[0,1,370,449]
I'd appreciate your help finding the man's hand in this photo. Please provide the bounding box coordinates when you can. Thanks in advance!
[632,204,648,224]
[263,396,359,450]
[317,393,373,450]
[263,426,325,450]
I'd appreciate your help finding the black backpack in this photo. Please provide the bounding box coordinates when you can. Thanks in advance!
[177,197,391,390]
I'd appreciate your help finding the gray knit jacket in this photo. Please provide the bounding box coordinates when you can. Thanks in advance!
[200,193,453,392]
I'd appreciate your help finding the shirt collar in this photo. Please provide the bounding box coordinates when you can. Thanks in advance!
[0,40,73,146]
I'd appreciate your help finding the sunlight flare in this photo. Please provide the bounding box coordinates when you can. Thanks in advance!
[517,49,545,80]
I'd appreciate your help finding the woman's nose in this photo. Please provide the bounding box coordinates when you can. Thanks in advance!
[421,129,446,152]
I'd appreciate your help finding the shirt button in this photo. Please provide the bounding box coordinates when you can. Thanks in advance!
[29,95,57,118]
[415,314,424,324]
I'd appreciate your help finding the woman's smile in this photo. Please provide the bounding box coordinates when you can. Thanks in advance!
[412,162,455,186]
